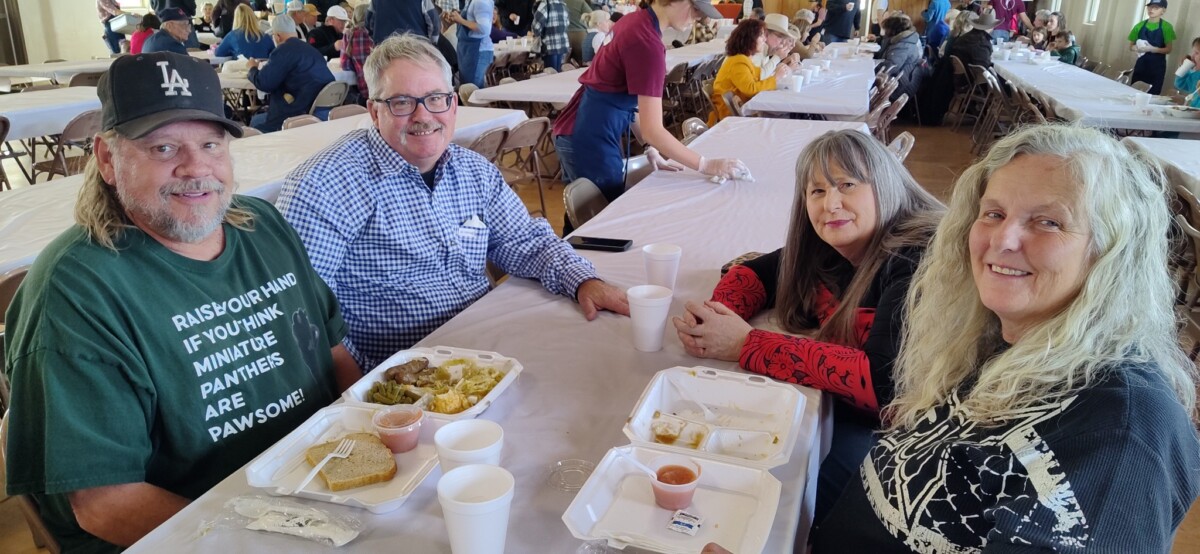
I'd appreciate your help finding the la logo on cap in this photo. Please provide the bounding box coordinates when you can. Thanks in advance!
[157,60,192,97]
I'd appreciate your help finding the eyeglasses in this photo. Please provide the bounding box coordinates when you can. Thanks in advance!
[372,93,456,116]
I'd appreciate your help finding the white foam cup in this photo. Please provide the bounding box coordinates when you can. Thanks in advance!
[435,419,504,473]
[820,59,832,70]
[627,285,674,352]
[1178,58,1196,77]
[1001,50,1011,61]
[438,464,515,554]
[643,244,682,289]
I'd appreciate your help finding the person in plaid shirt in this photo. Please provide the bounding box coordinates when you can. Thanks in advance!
[534,0,571,70]
[590,0,615,10]
[279,35,629,370]
[341,3,375,102]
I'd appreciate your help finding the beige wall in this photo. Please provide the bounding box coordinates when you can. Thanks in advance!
[19,0,128,63]
[1056,0,1196,93]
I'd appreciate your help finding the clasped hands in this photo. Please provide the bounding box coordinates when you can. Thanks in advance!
[672,300,753,361]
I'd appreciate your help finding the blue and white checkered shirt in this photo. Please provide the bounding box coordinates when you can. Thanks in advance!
[534,0,571,56]
[277,128,599,370]
[589,0,615,11]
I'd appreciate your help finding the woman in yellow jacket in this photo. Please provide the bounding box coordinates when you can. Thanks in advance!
[710,18,791,124]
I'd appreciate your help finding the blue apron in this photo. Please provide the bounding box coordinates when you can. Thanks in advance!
[457,2,483,87]
[569,86,638,200]
[1132,21,1167,95]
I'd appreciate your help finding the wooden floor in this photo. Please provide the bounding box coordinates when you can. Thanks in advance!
[2,123,1199,552]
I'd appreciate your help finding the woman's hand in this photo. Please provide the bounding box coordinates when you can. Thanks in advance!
[672,300,753,361]
[773,63,792,80]
[701,544,733,554]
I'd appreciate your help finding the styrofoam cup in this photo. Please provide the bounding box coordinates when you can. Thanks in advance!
[438,465,515,554]
[792,75,804,90]
[643,244,681,289]
[1001,50,1011,61]
[1135,92,1151,108]
[1177,58,1196,77]
[801,68,814,81]
[627,285,673,352]
[820,59,832,70]
[435,419,504,473]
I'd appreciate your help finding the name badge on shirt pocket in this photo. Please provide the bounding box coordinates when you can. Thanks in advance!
[458,215,487,237]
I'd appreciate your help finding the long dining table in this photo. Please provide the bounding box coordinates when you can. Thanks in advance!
[0,59,114,90]
[742,57,878,118]
[993,59,1200,133]
[0,107,528,275]
[123,117,867,553]
[0,86,101,141]
[1124,136,1200,196]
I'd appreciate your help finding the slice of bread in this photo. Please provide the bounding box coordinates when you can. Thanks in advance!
[305,433,397,492]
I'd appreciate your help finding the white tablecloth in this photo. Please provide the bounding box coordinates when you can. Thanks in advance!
[742,58,877,117]
[124,117,858,554]
[469,67,587,105]
[993,59,1200,133]
[1124,137,1200,196]
[665,39,727,68]
[0,59,114,89]
[198,32,220,46]
[0,107,526,275]
[219,60,357,91]
[0,86,100,141]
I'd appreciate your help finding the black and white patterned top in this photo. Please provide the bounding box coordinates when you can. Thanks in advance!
[812,360,1200,553]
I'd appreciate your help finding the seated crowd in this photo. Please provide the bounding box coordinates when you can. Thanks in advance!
[7,1,1200,552]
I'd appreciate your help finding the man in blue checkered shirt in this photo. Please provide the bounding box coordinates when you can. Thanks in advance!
[278,34,630,371]
[533,0,571,71]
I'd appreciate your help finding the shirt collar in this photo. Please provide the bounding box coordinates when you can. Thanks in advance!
[366,126,455,178]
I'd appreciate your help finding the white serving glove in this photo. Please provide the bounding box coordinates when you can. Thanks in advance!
[699,156,755,183]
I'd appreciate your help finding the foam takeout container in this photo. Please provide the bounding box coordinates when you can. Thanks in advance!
[342,346,523,421]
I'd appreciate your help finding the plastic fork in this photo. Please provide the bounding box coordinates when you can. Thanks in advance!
[291,438,355,493]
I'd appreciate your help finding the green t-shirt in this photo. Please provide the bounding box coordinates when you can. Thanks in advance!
[4,196,346,553]
[1128,19,1176,43]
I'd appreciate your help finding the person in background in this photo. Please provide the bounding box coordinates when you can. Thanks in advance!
[278,35,630,370]
[308,4,348,59]
[3,51,360,553]
[491,10,519,42]
[789,9,823,59]
[948,10,995,67]
[447,0,495,88]
[214,3,274,59]
[685,15,715,44]
[1044,10,1063,35]
[196,2,215,32]
[553,0,750,227]
[1019,26,1047,50]
[142,8,193,55]
[97,0,126,54]
[583,11,613,62]
[534,0,571,70]
[985,0,1032,42]
[709,19,786,123]
[922,0,949,41]
[287,0,315,41]
[370,0,440,43]
[674,129,944,530]
[591,0,615,11]
[926,7,952,50]
[310,0,342,23]
[941,7,972,54]
[564,0,594,65]
[755,13,800,79]
[1129,0,1175,95]
[247,15,335,132]
[875,14,921,98]
[1051,30,1079,64]
[1173,37,1200,107]
[341,3,375,103]
[821,0,859,43]
[209,0,243,38]
[808,0,827,38]
[810,124,1200,553]
[496,0,534,35]
[129,12,161,55]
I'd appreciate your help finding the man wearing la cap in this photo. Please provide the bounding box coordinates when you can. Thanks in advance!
[309,4,349,59]
[2,52,360,552]
[247,14,335,132]
[755,13,801,79]
[141,7,193,55]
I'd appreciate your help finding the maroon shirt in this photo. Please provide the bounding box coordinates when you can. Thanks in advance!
[553,7,667,137]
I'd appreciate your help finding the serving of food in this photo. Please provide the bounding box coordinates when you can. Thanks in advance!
[305,433,398,492]
[365,357,505,414]
[344,347,524,421]
[1166,105,1200,119]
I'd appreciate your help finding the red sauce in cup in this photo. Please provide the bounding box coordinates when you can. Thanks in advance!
[656,465,697,486]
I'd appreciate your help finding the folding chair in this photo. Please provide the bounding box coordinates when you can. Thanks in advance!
[887,131,915,162]
[498,117,552,217]
[465,126,509,163]
[563,177,608,229]
[282,114,322,129]
[308,81,349,115]
[30,109,101,182]
[329,104,367,119]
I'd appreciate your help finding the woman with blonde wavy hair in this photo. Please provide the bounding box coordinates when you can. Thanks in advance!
[213,3,274,60]
[673,129,944,525]
[809,124,1200,551]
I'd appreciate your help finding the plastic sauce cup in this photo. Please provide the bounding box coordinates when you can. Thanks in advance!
[648,454,701,510]
[373,405,424,454]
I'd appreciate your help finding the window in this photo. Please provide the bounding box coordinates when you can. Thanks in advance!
[117,0,148,9]
[1083,0,1101,25]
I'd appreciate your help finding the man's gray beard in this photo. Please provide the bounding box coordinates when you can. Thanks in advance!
[117,179,231,244]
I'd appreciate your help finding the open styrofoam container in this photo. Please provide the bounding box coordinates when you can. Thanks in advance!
[244,404,441,514]
[342,346,523,421]
[623,367,805,470]
[563,445,781,554]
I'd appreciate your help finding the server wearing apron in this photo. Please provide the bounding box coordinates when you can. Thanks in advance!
[1128,0,1175,96]
[553,0,750,232]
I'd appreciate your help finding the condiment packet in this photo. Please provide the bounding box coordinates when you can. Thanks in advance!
[667,510,703,536]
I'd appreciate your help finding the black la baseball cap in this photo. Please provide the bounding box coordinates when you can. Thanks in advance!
[98,52,243,139]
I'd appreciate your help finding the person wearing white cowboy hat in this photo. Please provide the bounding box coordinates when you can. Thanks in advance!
[755,12,801,78]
